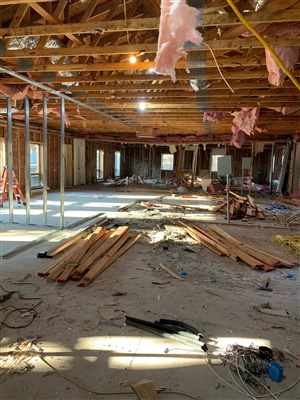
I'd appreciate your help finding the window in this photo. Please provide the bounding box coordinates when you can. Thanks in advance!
[211,154,224,172]
[0,138,5,171]
[115,151,121,178]
[30,143,42,187]
[161,154,174,171]
[96,149,104,179]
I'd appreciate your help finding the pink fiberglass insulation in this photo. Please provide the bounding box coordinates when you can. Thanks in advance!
[230,125,246,148]
[255,125,268,133]
[266,46,299,86]
[0,84,29,100]
[231,107,260,135]
[155,0,203,82]
[203,111,226,123]
[268,106,300,115]
[36,107,71,126]
[241,23,270,37]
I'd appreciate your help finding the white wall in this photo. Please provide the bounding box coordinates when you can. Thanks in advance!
[73,138,85,186]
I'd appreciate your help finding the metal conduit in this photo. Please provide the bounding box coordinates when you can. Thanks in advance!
[186,0,211,134]
[6,98,14,223]
[25,98,31,224]
[0,66,139,128]
[43,96,48,226]
[60,97,65,229]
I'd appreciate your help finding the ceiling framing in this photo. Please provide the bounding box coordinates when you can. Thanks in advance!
[0,0,299,144]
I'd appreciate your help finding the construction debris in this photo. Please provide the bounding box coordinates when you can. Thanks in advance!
[38,226,141,287]
[109,174,144,186]
[277,196,300,207]
[169,219,297,272]
[212,192,265,221]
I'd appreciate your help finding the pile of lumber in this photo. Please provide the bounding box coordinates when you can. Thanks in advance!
[169,219,296,272]
[110,174,144,186]
[38,226,141,287]
[212,192,265,221]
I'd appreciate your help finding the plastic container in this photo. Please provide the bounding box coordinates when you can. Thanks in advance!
[269,362,283,382]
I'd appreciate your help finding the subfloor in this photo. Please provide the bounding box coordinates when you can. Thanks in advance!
[1,185,299,400]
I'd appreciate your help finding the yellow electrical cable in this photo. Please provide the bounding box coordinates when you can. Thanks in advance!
[271,235,300,261]
[226,0,300,91]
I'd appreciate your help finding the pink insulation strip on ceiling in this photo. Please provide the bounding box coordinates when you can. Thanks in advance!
[265,46,299,86]
[241,23,270,37]
[36,107,71,126]
[268,106,300,115]
[230,125,246,148]
[265,25,300,86]
[203,111,226,123]
[255,125,268,133]
[0,84,30,100]
[155,0,203,82]
[231,107,260,136]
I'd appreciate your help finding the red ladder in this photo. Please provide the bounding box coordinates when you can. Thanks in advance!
[0,167,26,207]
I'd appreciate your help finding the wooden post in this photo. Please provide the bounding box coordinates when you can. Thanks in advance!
[177,144,183,186]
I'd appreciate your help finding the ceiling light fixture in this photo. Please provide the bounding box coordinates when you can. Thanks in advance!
[138,102,146,111]
[129,55,137,64]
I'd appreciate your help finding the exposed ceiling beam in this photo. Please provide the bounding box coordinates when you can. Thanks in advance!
[1,0,54,4]
[3,36,300,59]
[1,9,299,38]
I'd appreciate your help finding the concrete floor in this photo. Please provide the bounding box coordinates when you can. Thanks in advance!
[0,186,299,400]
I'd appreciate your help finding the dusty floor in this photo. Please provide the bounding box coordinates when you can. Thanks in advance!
[1,186,300,400]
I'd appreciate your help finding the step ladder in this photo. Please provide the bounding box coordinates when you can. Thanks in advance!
[0,166,26,207]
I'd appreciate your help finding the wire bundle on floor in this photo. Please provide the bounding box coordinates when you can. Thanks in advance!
[0,284,42,329]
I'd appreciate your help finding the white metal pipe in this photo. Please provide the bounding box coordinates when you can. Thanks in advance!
[0,66,135,127]
[42,96,48,225]
[6,98,14,222]
[60,97,65,229]
[25,98,31,224]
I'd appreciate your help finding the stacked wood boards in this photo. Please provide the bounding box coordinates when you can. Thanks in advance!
[169,219,296,272]
[38,226,141,287]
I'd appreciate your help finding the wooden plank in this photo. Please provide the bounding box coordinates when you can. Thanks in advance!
[169,219,225,257]
[197,225,264,270]
[178,221,238,261]
[47,261,66,282]
[209,225,285,269]
[72,231,131,281]
[256,206,265,220]
[67,227,105,264]
[229,191,247,201]
[79,234,141,287]
[277,197,300,207]
[37,240,85,276]
[212,200,228,213]
[247,194,257,209]
[57,264,76,284]
[159,263,184,281]
[75,226,128,275]
[79,230,111,264]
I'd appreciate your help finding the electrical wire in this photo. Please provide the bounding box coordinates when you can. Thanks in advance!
[15,351,203,400]
[226,0,300,91]
[206,355,300,399]
[0,284,42,329]
[235,354,258,400]
[203,42,235,93]
[271,235,300,261]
